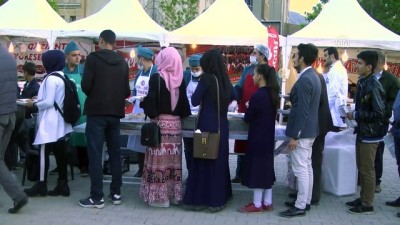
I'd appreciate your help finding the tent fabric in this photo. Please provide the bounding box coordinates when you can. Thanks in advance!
[58,0,168,45]
[0,0,68,49]
[287,0,400,50]
[166,0,268,46]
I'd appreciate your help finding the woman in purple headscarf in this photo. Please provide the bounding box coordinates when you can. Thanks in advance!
[140,47,191,207]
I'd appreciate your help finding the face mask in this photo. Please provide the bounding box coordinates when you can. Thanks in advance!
[249,55,258,64]
[192,71,202,77]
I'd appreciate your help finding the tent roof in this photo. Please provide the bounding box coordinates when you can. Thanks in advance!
[287,0,400,50]
[167,0,268,46]
[0,0,68,39]
[59,0,167,44]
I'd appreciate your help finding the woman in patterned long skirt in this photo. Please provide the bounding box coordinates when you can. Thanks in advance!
[140,47,191,207]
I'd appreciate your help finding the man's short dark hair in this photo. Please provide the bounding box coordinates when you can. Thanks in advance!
[100,29,116,45]
[324,47,339,60]
[22,61,36,76]
[298,43,319,66]
[357,50,378,72]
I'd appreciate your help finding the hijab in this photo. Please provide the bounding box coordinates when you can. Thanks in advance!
[155,47,183,111]
[42,50,66,75]
[200,49,232,115]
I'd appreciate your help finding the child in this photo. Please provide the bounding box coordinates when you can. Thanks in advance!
[239,64,280,213]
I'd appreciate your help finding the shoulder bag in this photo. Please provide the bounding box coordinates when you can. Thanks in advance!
[141,75,161,147]
[193,75,220,160]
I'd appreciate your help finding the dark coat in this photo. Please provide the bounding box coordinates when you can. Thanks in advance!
[82,49,130,118]
[318,75,334,135]
[378,70,400,124]
[286,68,321,139]
[354,73,386,140]
[241,86,276,189]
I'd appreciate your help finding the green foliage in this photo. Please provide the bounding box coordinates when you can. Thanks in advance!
[159,0,198,31]
[47,0,59,12]
[0,0,6,6]
[358,0,400,34]
[304,0,399,34]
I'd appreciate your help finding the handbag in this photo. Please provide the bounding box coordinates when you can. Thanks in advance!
[193,75,220,160]
[141,75,161,147]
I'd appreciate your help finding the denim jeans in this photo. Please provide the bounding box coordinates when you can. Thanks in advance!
[392,124,400,178]
[86,116,122,201]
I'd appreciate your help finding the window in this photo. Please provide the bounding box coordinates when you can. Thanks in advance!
[70,16,76,22]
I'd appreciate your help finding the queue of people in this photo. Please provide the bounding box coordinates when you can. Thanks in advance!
[1,32,400,220]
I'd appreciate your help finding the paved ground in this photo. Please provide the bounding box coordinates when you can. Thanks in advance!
[1,141,400,225]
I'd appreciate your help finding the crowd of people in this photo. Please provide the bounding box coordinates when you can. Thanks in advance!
[0,29,399,219]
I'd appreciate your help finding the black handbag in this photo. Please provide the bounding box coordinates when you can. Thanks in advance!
[141,121,161,147]
[141,75,161,147]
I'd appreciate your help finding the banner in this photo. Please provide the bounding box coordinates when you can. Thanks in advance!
[267,26,280,71]
[10,39,92,79]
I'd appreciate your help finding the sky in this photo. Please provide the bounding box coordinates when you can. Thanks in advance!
[290,0,321,14]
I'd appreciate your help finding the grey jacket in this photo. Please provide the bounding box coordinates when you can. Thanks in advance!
[286,68,321,139]
[0,46,17,115]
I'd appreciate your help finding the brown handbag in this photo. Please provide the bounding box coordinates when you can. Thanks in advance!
[193,75,220,160]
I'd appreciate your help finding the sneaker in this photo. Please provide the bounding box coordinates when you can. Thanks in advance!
[375,185,382,193]
[348,205,374,215]
[238,203,263,213]
[345,198,362,208]
[262,203,273,211]
[79,197,105,209]
[108,194,121,205]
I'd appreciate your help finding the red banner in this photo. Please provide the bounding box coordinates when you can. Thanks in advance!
[267,26,280,71]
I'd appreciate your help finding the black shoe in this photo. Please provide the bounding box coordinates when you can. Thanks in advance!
[288,193,297,199]
[279,207,306,218]
[284,201,310,211]
[49,167,58,175]
[348,205,374,215]
[231,177,241,183]
[134,171,143,178]
[79,197,105,209]
[8,197,28,214]
[386,197,400,207]
[24,182,47,197]
[48,180,70,197]
[345,198,362,208]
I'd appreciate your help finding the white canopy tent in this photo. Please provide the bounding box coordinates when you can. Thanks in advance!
[0,0,68,49]
[283,0,400,68]
[167,0,269,46]
[278,0,400,123]
[58,0,168,46]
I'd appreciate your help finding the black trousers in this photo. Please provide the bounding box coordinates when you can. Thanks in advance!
[38,139,68,182]
[374,141,384,185]
[311,134,326,202]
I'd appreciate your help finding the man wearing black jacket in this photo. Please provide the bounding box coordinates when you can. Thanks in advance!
[345,51,386,215]
[79,30,130,208]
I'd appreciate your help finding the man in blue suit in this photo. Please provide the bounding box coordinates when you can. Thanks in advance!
[280,43,321,218]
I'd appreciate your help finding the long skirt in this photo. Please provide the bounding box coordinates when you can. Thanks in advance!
[140,114,182,204]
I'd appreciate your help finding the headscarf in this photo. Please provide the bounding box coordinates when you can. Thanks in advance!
[155,47,183,111]
[200,48,232,115]
[42,50,65,75]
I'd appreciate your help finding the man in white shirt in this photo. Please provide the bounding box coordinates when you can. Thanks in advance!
[323,47,348,131]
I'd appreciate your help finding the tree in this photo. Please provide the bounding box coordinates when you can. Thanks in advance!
[304,0,400,34]
[159,0,198,31]
[0,0,58,11]
[358,0,400,34]
[304,0,329,22]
